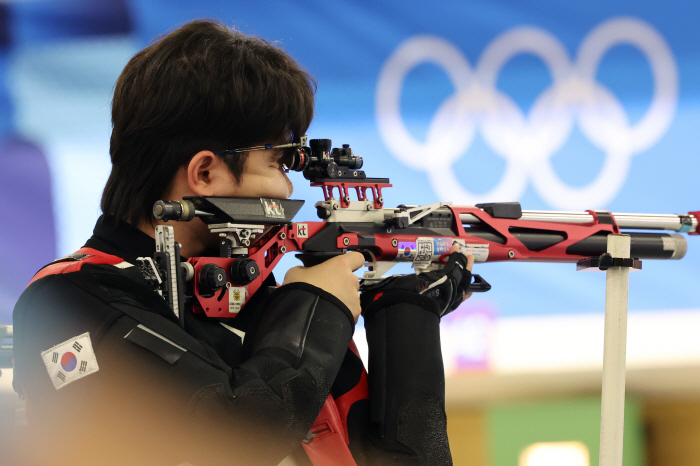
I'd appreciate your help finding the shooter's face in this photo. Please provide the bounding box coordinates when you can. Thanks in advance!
[218,148,294,199]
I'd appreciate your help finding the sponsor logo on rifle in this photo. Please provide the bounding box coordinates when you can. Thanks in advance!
[262,199,285,218]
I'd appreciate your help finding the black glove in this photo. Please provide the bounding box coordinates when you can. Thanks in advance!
[360,252,472,317]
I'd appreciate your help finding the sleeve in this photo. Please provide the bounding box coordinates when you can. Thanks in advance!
[361,290,453,466]
[13,271,355,466]
[208,282,357,461]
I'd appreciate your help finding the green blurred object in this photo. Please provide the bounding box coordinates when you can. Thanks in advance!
[487,397,644,466]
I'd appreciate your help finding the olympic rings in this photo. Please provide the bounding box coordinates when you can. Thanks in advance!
[375,17,678,209]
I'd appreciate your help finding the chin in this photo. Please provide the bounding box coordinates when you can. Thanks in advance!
[271,178,293,199]
[256,188,290,199]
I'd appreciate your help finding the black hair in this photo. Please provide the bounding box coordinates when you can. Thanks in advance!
[102,19,316,225]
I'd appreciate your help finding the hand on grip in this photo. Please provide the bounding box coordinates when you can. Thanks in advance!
[283,251,364,321]
[360,247,473,317]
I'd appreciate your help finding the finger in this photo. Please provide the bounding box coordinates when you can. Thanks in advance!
[449,245,473,270]
[463,291,473,301]
[448,243,462,255]
[351,306,361,323]
[343,251,367,272]
[281,266,303,284]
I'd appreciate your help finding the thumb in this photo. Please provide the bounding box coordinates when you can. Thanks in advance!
[466,254,475,271]
[342,251,366,272]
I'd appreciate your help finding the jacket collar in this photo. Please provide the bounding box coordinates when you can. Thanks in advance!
[84,215,162,265]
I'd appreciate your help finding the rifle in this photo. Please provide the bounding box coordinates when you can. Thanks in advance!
[142,137,698,322]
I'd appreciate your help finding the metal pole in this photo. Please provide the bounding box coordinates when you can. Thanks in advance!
[599,234,631,466]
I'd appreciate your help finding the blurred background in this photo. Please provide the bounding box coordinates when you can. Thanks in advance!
[1,0,699,464]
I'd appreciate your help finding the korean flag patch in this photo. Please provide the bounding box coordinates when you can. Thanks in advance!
[41,332,99,390]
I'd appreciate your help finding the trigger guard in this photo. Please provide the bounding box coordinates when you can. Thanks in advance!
[361,250,379,280]
[361,251,396,280]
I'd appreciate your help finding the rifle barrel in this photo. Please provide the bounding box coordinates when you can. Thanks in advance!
[459,211,698,233]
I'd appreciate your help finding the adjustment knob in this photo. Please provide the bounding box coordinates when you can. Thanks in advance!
[325,161,340,178]
[200,263,227,296]
[309,138,332,157]
[153,200,196,221]
[230,258,260,285]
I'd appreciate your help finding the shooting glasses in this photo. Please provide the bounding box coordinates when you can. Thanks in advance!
[214,134,309,173]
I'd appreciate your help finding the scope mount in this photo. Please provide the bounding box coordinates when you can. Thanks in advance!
[312,177,392,213]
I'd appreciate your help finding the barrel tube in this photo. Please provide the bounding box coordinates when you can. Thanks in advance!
[460,226,687,260]
[460,211,698,233]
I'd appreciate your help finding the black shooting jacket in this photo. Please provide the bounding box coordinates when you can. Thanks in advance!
[12,216,452,466]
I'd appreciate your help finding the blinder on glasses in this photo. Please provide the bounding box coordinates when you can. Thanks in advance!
[214,133,309,172]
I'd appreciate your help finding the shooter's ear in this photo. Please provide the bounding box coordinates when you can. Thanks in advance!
[187,150,237,196]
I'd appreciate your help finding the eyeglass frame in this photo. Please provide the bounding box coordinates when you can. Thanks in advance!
[213,135,308,173]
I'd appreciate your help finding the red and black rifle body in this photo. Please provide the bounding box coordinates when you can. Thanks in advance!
[150,138,699,320]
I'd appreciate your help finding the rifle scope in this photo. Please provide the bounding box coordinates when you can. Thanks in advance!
[301,139,364,180]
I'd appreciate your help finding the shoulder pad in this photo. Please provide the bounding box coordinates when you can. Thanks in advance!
[29,247,127,286]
